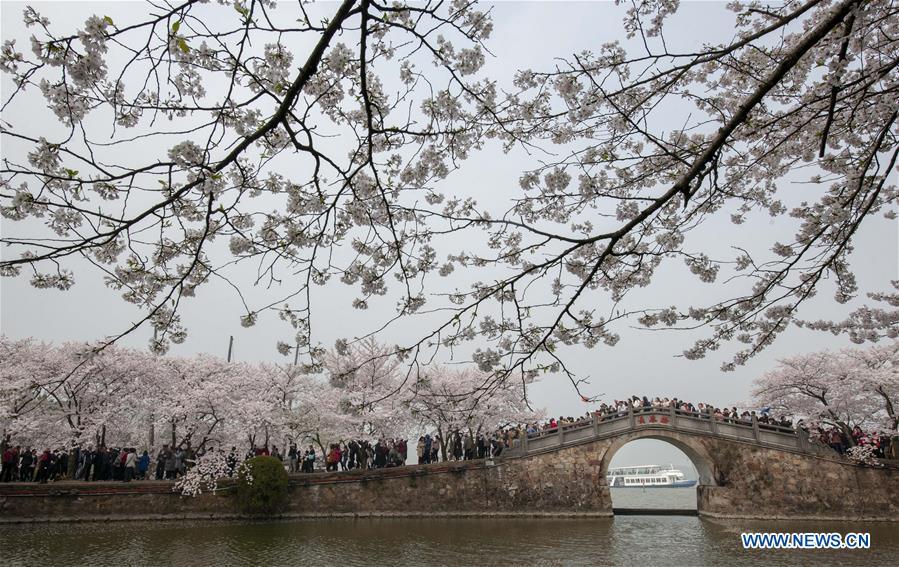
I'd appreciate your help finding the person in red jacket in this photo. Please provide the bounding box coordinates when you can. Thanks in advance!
[1,447,16,482]
[326,444,341,472]
[35,449,51,484]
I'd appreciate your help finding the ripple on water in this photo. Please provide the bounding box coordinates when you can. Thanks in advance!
[2,515,898,566]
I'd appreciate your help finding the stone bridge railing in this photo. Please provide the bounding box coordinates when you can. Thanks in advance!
[505,406,836,458]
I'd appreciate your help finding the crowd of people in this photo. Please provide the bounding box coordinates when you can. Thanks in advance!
[2,395,895,483]
[321,439,409,471]
[593,396,797,429]
[811,425,891,458]
[0,447,69,483]
[518,395,893,459]
[0,429,515,484]
[0,443,182,484]
[412,431,508,462]
[280,432,508,474]
[516,396,797,440]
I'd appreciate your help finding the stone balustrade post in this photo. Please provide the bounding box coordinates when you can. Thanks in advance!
[522,430,529,454]
[592,412,599,436]
[709,410,719,435]
[668,405,676,429]
[797,426,809,452]
[558,424,565,446]
[751,415,760,442]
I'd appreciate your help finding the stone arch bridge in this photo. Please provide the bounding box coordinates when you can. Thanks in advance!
[491,406,898,520]
[507,405,827,485]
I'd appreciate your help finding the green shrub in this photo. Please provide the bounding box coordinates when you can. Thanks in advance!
[236,456,289,516]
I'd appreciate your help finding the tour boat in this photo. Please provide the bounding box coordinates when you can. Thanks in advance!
[606,464,697,488]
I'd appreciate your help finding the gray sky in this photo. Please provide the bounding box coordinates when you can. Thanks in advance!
[1,1,897,468]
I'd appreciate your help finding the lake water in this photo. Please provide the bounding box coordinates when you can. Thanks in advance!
[2,488,897,565]
[610,485,698,509]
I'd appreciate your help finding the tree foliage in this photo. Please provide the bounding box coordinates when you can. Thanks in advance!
[1,0,896,399]
[0,336,538,450]
[752,340,898,435]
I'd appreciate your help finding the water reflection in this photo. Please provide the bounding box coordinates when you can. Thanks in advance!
[2,516,897,566]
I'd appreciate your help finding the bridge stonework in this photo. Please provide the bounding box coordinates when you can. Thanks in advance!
[511,431,899,520]
[507,409,899,521]
[694,441,899,520]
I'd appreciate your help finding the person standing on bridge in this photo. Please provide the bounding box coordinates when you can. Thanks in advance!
[35,449,51,484]
[302,446,316,473]
[430,436,440,463]
[463,434,474,460]
[416,437,425,464]
[138,450,150,479]
[164,447,177,480]
[490,437,503,458]
[340,441,350,471]
[326,444,340,472]
[1,444,16,482]
[123,448,137,482]
[423,435,432,464]
[288,444,298,474]
[19,447,34,482]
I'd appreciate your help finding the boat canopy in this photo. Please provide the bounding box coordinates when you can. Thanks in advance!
[607,464,676,476]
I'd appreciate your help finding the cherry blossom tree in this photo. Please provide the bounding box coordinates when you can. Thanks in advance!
[148,354,246,451]
[325,337,415,439]
[0,336,61,446]
[283,375,349,456]
[173,448,233,497]
[0,336,444,455]
[752,341,899,437]
[1,0,896,401]
[237,361,351,454]
[844,340,899,430]
[0,337,150,449]
[242,362,312,450]
[408,364,542,457]
[53,343,151,448]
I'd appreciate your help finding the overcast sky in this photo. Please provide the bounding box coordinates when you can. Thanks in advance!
[1,1,897,469]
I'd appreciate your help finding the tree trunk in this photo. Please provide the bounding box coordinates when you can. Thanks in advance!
[314,433,327,462]
[876,386,897,430]
[67,433,79,479]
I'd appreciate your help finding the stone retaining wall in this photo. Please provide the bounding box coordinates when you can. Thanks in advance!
[695,441,899,521]
[0,457,612,523]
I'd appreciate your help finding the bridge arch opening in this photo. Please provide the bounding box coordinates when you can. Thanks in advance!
[603,433,716,513]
